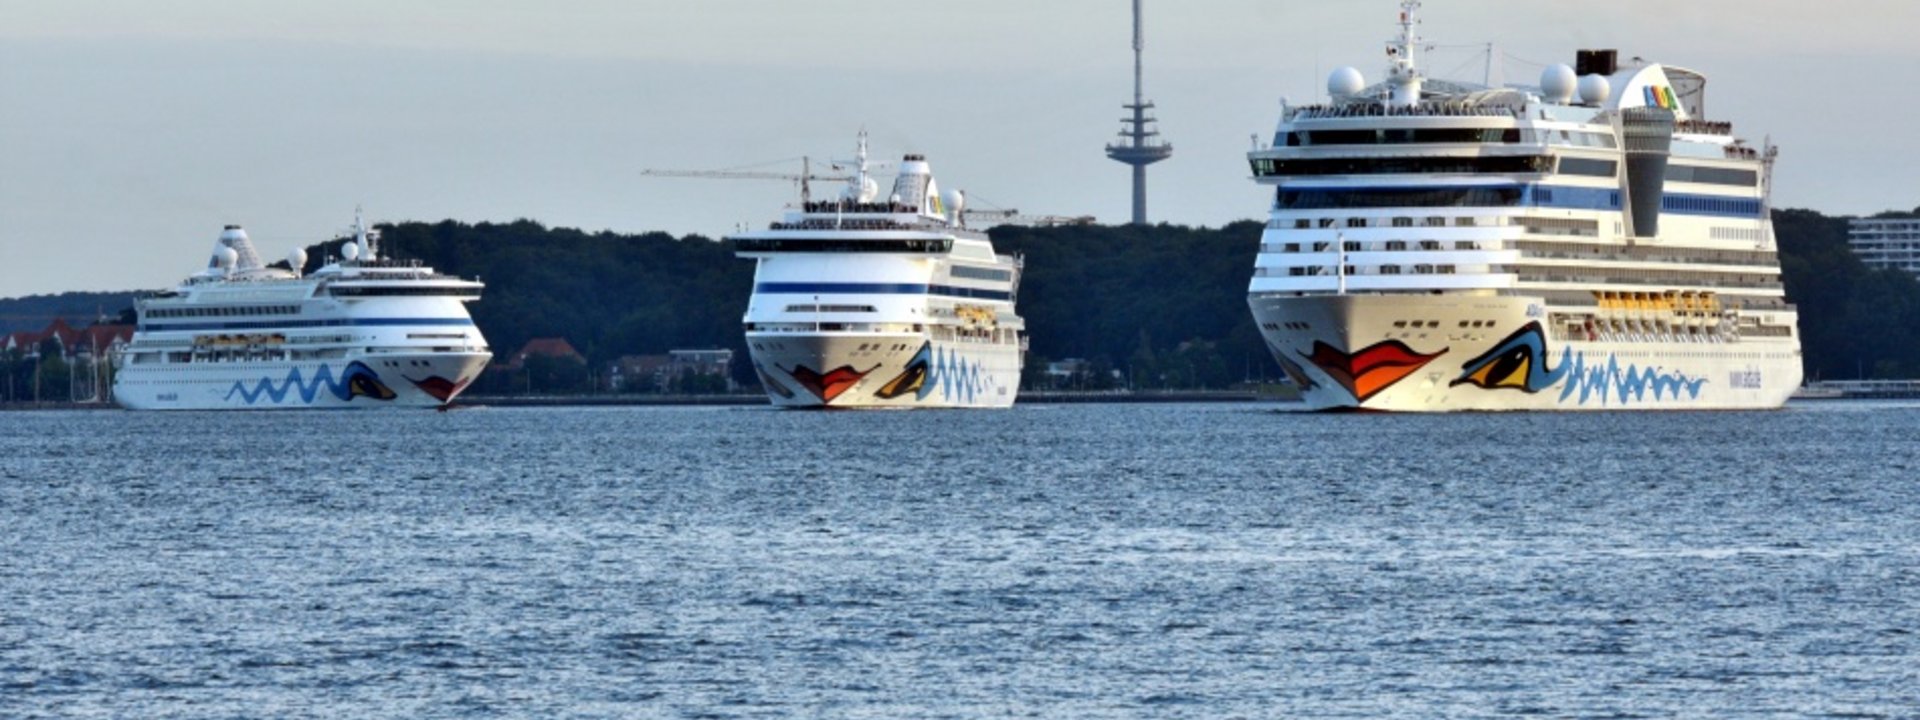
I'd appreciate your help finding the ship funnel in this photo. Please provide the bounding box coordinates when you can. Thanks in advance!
[215,224,266,271]
[1621,107,1675,238]
[891,154,933,212]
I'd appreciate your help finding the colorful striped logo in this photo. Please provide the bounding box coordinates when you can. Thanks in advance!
[1643,85,1678,111]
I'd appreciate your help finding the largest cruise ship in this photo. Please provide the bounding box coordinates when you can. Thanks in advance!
[114,214,491,410]
[730,134,1026,408]
[1247,1,1801,411]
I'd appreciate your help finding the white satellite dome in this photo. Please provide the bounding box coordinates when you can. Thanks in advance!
[1541,64,1577,103]
[1328,67,1366,99]
[942,188,966,216]
[842,176,881,203]
[1578,74,1613,106]
[341,241,361,261]
[213,245,239,269]
[286,247,308,273]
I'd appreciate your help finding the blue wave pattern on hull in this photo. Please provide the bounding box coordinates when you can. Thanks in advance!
[223,362,394,405]
[1557,350,1708,406]
[927,345,987,404]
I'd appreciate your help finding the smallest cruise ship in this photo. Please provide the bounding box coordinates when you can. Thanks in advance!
[114,214,491,410]
[730,134,1027,408]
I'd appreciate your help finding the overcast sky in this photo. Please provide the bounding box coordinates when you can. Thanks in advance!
[3,0,1917,297]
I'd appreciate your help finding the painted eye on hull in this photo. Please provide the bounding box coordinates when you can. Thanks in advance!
[875,343,933,400]
[1459,346,1532,389]
[1451,321,1567,393]
[343,362,397,400]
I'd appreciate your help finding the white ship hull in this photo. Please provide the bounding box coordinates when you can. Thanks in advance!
[1252,294,1800,411]
[731,136,1026,410]
[748,332,1019,409]
[114,351,490,410]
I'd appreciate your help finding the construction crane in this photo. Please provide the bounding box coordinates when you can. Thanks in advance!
[641,156,1093,228]
[957,207,1097,228]
[640,156,848,204]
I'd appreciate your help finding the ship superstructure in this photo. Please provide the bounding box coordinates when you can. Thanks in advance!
[731,134,1025,408]
[114,213,490,410]
[1247,1,1800,410]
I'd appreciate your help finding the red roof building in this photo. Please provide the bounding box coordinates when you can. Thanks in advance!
[3,319,133,360]
[499,337,585,371]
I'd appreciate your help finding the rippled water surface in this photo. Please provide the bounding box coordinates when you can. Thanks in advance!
[4,402,1919,718]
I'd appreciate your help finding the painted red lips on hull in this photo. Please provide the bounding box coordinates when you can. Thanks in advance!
[784,364,876,403]
[1300,340,1446,403]
[408,375,472,403]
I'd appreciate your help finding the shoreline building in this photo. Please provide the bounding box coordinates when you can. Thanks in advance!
[1846,217,1920,277]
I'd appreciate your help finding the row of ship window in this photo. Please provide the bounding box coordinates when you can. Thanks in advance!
[1266,264,1783,289]
[1289,216,1485,229]
[1272,240,1481,252]
[1663,196,1764,215]
[1272,186,1760,215]
[328,287,476,297]
[1278,128,1618,148]
[733,239,954,254]
[950,265,1015,282]
[1250,155,1753,186]
[1252,155,1623,179]
[147,305,299,318]
[1262,321,1314,332]
[1505,241,1781,268]
[1388,319,1501,329]
[785,304,878,313]
[1282,265,1458,276]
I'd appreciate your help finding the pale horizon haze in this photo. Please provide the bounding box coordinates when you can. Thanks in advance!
[3,0,1917,297]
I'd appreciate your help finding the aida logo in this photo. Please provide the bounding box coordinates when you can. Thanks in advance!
[1644,85,1678,111]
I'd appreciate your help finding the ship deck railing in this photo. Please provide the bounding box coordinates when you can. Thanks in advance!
[767,219,976,235]
[1289,102,1525,121]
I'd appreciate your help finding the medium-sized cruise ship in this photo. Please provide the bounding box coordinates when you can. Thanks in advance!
[1245,1,1801,411]
[730,134,1026,408]
[114,214,491,410]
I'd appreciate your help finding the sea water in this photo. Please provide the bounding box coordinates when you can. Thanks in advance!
[3,403,1917,717]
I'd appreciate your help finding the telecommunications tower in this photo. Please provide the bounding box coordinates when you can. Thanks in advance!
[1104,0,1173,225]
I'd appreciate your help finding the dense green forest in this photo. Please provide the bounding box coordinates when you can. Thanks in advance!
[8,207,1920,401]
[1773,209,1920,379]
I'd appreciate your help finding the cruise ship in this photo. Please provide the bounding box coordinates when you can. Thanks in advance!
[114,214,491,410]
[730,134,1026,408]
[1247,1,1801,411]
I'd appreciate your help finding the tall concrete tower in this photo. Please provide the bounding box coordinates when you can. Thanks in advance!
[1105,0,1173,225]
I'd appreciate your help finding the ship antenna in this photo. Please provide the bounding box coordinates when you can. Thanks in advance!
[1388,0,1425,107]
[353,205,378,261]
[1760,136,1779,250]
[855,129,870,196]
